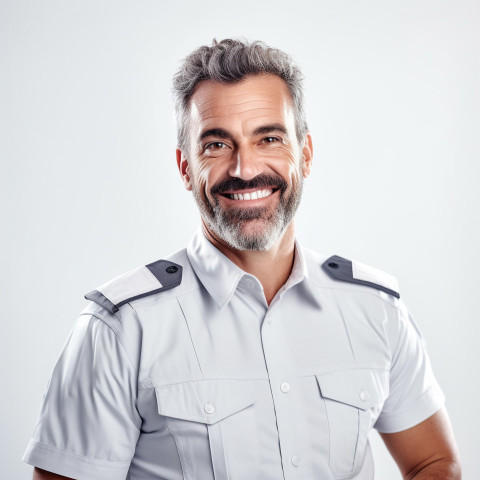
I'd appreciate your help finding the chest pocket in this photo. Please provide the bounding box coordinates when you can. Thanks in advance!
[155,379,259,480]
[316,369,388,479]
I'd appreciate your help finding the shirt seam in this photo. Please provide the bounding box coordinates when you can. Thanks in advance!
[308,278,400,306]
[377,385,441,421]
[163,416,188,480]
[128,283,203,308]
[176,297,204,376]
[28,439,130,466]
[83,310,138,376]
[79,310,142,421]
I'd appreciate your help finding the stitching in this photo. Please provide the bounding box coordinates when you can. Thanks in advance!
[28,439,130,466]
[176,297,204,376]
[318,385,332,473]
[81,311,138,376]
[377,385,439,421]
[351,409,361,471]
[155,378,260,388]
[331,289,357,361]
[164,416,189,480]
[308,278,400,306]
[133,283,203,308]
[78,310,142,421]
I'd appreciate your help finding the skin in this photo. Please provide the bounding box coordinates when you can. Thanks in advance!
[381,408,461,479]
[33,469,71,479]
[32,74,461,480]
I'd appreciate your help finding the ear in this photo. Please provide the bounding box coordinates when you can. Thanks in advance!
[176,149,193,191]
[301,133,313,178]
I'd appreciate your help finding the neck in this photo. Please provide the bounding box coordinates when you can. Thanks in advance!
[201,221,296,305]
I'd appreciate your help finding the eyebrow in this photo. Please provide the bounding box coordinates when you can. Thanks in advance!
[252,123,288,136]
[199,128,233,142]
[199,123,288,142]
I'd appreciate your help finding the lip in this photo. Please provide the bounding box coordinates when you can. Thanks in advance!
[220,186,278,195]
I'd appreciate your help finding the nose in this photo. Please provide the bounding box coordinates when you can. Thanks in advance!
[227,144,262,180]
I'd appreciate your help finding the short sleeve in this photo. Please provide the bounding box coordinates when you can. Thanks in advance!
[22,313,141,480]
[375,300,445,433]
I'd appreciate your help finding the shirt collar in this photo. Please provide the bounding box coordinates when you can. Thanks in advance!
[187,229,245,309]
[186,228,312,309]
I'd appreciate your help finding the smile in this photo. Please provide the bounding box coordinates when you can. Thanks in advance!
[222,189,275,201]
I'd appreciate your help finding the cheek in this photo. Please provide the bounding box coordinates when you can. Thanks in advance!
[266,147,302,184]
[193,159,224,196]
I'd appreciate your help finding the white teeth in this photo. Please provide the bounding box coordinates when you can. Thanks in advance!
[262,189,273,198]
[228,189,273,200]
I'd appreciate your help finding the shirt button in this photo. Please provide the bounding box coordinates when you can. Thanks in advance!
[291,455,300,467]
[244,278,255,289]
[359,390,370,402]
[280,382,291,393]
[204,403,215,414]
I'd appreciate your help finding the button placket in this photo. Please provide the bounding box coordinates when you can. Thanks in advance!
[261,307,307,475]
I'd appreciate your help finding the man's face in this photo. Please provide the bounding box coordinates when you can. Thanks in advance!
[177,74,312,251]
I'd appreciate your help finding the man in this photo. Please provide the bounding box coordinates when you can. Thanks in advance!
[24,39,460,479]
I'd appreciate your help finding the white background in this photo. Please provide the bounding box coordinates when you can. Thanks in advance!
[1,0,479,478]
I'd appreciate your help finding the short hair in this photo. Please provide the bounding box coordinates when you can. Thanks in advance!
[172,38,308,153]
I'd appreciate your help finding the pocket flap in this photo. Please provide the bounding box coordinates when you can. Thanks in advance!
[155,379,257,424]
[316,369,387,410]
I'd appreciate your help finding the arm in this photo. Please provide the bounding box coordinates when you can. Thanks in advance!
[23,314,140,479]
[33,467,74,479]
[380,407,461,479]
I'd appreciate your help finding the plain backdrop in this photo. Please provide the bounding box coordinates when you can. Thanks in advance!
[1,0,479,478]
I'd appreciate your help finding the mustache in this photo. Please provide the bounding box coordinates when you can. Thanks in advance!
[210,174,288,196]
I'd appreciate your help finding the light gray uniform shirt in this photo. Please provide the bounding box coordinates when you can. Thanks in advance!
[23,229,445,479]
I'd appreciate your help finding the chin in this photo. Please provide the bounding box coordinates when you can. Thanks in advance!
[223,221,284,251]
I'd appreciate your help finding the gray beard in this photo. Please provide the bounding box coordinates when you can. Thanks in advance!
[192,177,304,251]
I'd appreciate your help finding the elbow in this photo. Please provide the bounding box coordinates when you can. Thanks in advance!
[406,456,462,480]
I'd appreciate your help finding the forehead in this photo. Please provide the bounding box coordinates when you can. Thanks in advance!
[188,74,295,135]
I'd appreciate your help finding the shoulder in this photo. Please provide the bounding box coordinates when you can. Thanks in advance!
[84,248,193,315]
[322,254,400,299]
[302,247,400,301]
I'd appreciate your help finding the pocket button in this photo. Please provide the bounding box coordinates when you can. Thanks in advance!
[359,390,370,402]
[204,403,215,414]
[291,455,300,467]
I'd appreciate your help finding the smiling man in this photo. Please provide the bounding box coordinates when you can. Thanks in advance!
[24,39,460,480]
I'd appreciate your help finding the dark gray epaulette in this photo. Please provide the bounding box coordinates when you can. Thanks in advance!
[85,259,183,314]
[321,255,400,299]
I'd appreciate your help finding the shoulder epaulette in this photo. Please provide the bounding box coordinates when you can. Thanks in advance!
[85,259,183,314]
[321,255,400,298]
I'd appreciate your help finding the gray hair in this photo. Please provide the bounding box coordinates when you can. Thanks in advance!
[172,38,308,153]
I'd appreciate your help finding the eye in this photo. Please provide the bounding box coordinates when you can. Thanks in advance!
[260,136,281,144]
[205,141,228,150]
